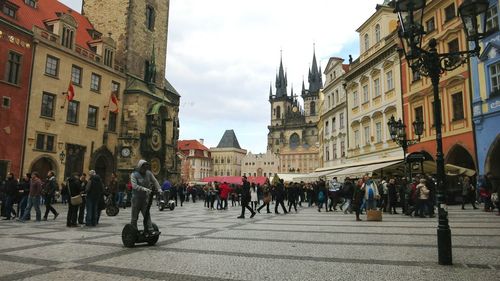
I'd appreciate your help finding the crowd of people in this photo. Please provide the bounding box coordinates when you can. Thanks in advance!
[1,170,499,225]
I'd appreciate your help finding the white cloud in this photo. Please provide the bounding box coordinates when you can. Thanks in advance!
[60,0,383,152]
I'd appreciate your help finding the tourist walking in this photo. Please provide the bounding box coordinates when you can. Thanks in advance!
[18,172,42,222]
[287,182,299,213]
[387,178,399,214]
[352,178,365,221]
[341,177,354,214]
[274,179,288,214]
[416,178,430,218]
[257,183,272,213]
[237,176,256,219]
[250,183,258,210]
[43,171,59,221]
[461,176,478,210]
[2,173,18,220]
[18,174,31,219]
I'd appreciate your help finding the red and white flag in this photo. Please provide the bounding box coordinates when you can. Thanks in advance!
[109,92,119,113]
[67,81,75,101]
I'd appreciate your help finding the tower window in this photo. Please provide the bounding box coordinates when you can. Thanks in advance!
[146,6,155,31]
[2,4,17,18]
[61,26,74,49]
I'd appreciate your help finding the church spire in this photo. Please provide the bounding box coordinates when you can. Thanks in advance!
[275,52,288,98]
[308,45,323,95]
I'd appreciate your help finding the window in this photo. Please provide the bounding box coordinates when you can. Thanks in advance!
[90,73,101,92]
[374,78,380,97]
[364,34,369,51]
[375,122,382,143]
[375,24,381,42]
[490,62,500,97]
[386,70,394,90]
[444,3,456,22]
[41,92,55,118]
[353,91,359,108]
[332,117,336,132]
[364,126,370,145]
[354,130,360,147]
[335,89,339,103]
[339,113,344,129]
[426,17,435,33]
[71,65,82,85]
[45,55,59,77]
[2,4,17,18]
[61,26,74,49]
[35,133,55,152]
[328,95,331,108]
[325,146,330,161]
[333,143,337,159]
[25,0,37,8]
[486,6,499,33]
[112,81,120,96]
[104,48,114,67]
[363,85,369,103]
[452,92,464,121]
[448,39,459,53]
[325,121,329,135]
[6,51,21,85]
[340,140,345,157]
[146,6,155,31]
[66,100,79,124]
[87,106,98,128]
[2,97,11,108]
[412,69,421,82]
[415,106,424,124]
[310,101,316,115]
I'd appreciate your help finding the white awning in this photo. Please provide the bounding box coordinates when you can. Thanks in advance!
[327,160,403,180]
[277,173,307,183]
[292,170,340,183]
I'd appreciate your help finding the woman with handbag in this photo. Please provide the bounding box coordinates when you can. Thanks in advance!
[66,173,82,227]
[257,184,272,213]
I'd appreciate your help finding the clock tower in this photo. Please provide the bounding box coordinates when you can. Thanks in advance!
[83,0,181,182]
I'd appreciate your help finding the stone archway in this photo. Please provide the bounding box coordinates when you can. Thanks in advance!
[30,156,58,179]
[485,134,500,188]
[446,144,475,169]
[90,147,114,185]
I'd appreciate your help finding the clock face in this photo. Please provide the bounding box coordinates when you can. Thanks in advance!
[292,106,298,113]
[121,147,131,157]
[150,157,161,175]
[150,129,162,151]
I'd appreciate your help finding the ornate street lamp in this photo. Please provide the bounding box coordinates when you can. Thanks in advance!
[59,151,66,164]
[392,0,489,265]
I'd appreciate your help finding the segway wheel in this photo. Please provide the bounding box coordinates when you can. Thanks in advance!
[147,223,160,246]
[169,204,175,211]
[122,224,138,248]
[159,204,164,211]
[106,206,119,216]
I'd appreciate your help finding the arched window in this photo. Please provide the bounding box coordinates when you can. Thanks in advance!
[289,133,300,149]
[364,34,370,51]
[276,106,281,119]
[375,24,381,42]
[310,101,316,115]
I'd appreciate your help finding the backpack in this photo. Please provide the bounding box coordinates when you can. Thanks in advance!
[368,186,374,200]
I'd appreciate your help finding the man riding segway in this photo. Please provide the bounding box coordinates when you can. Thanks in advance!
[122,160,160,247]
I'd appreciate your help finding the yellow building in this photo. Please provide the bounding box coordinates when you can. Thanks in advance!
[345,3,403,163]
[211,130,247,177]
[22,5,125,184]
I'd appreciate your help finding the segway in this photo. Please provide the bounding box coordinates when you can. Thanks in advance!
[158,190,176,211]
[122,223,160,247]
[105,194,119,216]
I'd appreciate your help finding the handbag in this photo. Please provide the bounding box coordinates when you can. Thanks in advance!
[70,194,83,205]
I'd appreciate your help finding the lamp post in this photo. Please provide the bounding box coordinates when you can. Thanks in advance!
[392,0,490,265]
[387,115,424,181]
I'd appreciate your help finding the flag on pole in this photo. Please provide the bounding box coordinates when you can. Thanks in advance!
[67,81,75,101]
[110,92,119,113]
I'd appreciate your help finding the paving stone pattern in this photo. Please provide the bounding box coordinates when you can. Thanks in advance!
[1,202,499,281]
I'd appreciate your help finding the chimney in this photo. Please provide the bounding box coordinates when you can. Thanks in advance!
[199,139,204,145]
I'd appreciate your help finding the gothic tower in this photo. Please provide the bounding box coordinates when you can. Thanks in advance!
[83,0,181,182]
[302,49,323,124]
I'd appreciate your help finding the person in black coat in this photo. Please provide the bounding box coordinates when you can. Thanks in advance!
[237,176,256,219]
[274,179,288,214]
[18,174,31,219]
[288,183,299,213]
[2,173,18,220]
[387,178,399,214]
[66,173,81,227]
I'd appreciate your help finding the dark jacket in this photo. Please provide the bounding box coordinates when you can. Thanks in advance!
[68,177,81,197]
[85,175,104,201]
[5,178,18,197]
[241,181,251,203]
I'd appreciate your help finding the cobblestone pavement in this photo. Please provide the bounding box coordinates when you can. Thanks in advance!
[0,201,499,281]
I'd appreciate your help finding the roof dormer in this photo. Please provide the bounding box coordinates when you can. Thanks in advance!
[44,11,78,50]
[88,34,116,68]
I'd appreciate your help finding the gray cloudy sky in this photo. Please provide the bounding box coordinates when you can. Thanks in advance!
[61,0,382,153]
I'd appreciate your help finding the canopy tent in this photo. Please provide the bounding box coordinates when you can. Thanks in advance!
[277,173,307,183]
[327,160,404,181]
[292,170,339,183]
[201,176,268,185]
[445,163,476,177]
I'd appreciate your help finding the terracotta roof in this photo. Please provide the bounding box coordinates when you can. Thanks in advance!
[342,64,350,73]
[178,140,209,152]
[2,0,97,51]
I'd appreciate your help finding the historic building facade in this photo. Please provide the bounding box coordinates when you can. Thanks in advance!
[402,0,477,172]
[0,1,34,179]
[471,0,500,182]
[210,130,247,177]
[178,139,212,182]
[241,151,280,178]
[83,0,181,182]
[10,0,126,184]
[345,3,403,163]
[320,57,349,168]
[267,53,321,174]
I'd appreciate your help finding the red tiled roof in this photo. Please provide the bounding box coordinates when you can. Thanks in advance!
[2,0,96,51]
[178,140,209,152]
[342,64,350,73]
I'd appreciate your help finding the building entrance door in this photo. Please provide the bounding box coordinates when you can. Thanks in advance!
[64,144,86,179]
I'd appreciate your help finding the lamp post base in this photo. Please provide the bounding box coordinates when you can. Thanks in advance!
[437,206,453,265]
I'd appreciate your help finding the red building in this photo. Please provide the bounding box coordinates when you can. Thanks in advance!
[178,139,212,183]
[0,1,34,179]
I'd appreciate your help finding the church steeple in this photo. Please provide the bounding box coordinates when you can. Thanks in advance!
[308,47,323,95]
[275,53,288,98]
